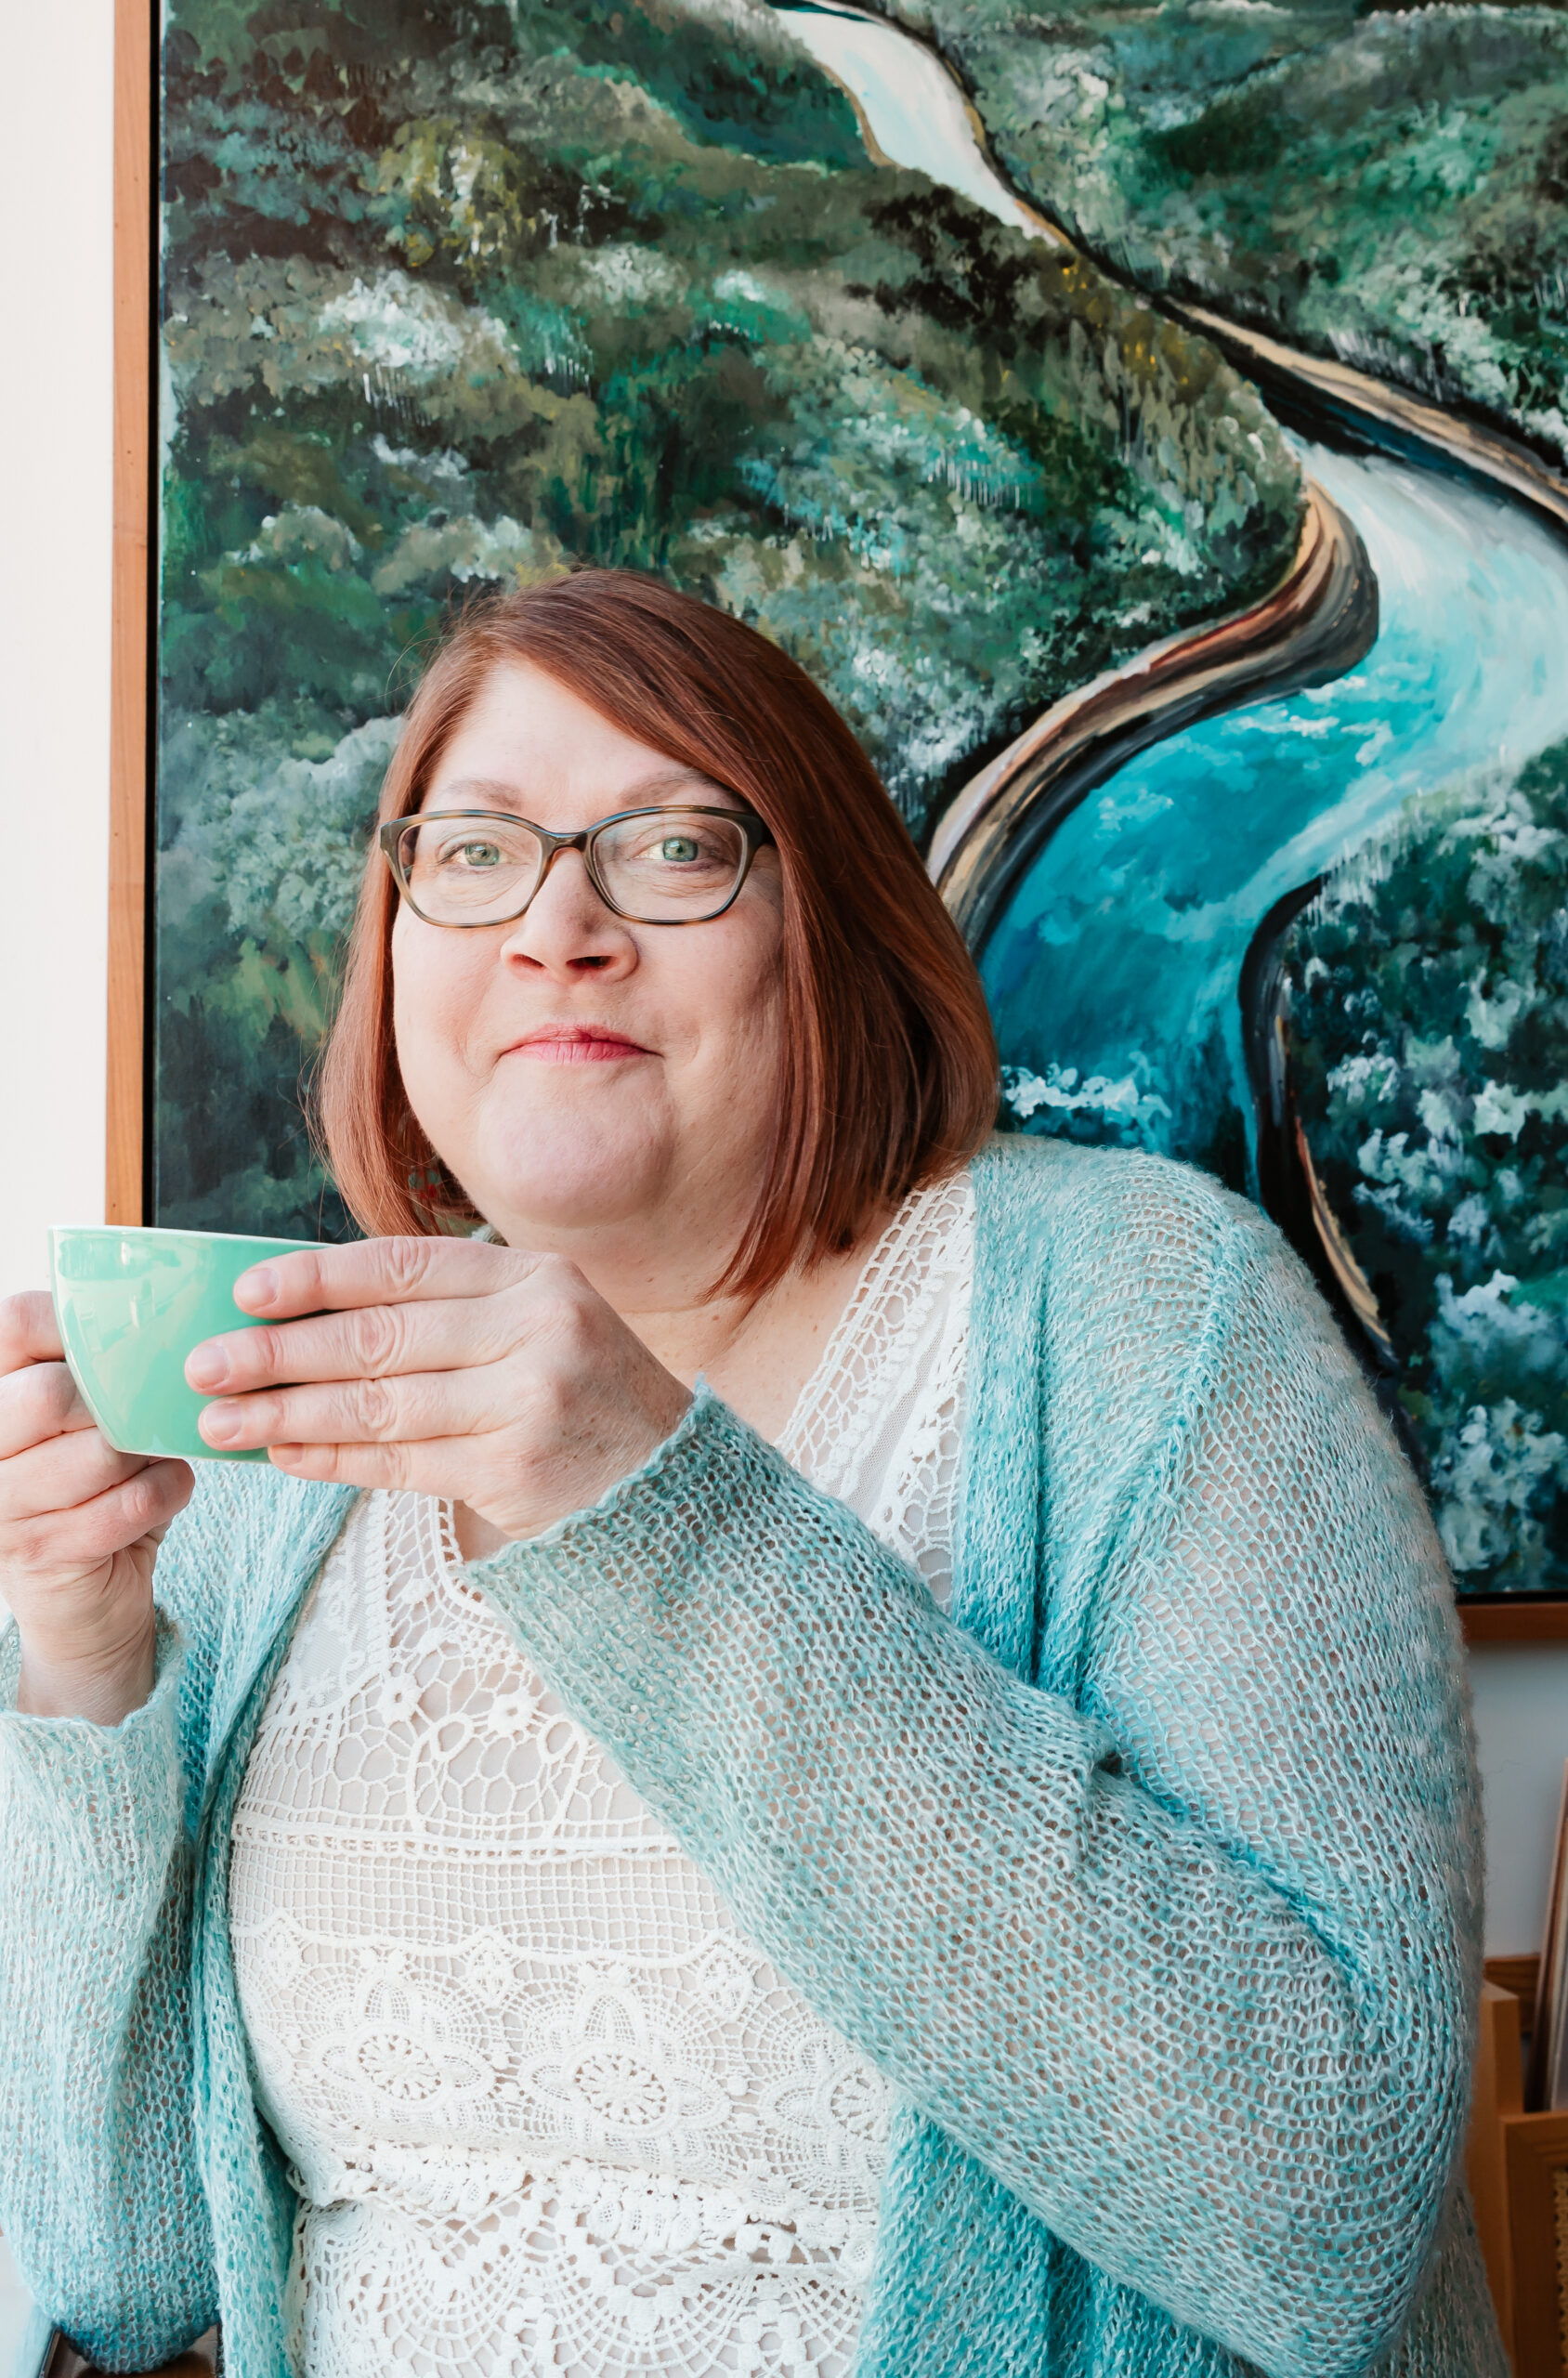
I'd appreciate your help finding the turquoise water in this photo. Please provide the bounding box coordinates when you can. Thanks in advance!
[778,1,1568,1187]
[978,445,1568,1182]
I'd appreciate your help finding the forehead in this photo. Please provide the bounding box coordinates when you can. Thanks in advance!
[422,659,729,817]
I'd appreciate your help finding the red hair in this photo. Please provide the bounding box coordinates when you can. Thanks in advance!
[320,570,998,1298]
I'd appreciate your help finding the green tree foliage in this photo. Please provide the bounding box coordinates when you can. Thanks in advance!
[155,0,1300,1236]
[876,0,1568,465]
[1283,741,1568,1590]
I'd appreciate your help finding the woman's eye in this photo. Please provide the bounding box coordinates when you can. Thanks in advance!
[658,836,701,864]
[446,841,503,870]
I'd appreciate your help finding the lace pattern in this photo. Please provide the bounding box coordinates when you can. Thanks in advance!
[229,1173,973,2377]
[777,1167,971,1607]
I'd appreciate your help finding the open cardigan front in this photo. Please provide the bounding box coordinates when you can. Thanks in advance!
[0,1136,1507,2378]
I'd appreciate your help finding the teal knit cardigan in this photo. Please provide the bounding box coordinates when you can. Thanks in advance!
[0,1138,1507,2378]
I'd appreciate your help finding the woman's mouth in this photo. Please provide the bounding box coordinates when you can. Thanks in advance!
[505,1026,652,1065]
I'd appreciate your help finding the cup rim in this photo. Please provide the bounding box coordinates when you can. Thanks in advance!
[50,1223,327,1248]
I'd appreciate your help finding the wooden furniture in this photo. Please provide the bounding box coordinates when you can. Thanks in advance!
[1470,1956,1568,2374]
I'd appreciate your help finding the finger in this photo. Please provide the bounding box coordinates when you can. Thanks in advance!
[185,1291,526,1397]
[0,1360,97,1462]
[232,1235,542,1322]
[0,1290,65,1374]
[3,1458,193,1572]
[0,1426,164,1525]
[196,1364,509,1455]
[265,1435,481,1498]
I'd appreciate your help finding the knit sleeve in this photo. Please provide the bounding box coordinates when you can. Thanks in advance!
[0,1466,257,2367]
[465,1215,1482,2378]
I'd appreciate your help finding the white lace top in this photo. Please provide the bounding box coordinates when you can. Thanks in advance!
[229,1170,973,2378]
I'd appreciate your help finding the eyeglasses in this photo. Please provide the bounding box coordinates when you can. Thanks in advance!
[379,804,774,930]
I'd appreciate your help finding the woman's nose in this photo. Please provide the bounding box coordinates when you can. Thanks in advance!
[498,843,635,975]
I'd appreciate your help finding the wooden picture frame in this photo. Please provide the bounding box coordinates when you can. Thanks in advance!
[1464,1603,1568,1646]
[109,0,153,1235]
[106,0,1568,1639]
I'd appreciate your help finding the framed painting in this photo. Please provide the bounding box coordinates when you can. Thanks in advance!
[110,0,1568,1632]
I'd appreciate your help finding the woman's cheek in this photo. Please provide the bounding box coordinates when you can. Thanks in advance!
[391,927,486,1143]
[704,987,785,1159]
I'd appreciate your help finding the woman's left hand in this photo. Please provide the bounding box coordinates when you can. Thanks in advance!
[184,1239,694,1540]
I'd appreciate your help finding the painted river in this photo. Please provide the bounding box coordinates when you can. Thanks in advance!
[780,2,1568,1191]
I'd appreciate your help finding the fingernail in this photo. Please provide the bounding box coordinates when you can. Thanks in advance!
[186,1342,229,1391]
[236,1265,280,1311]
[200,1403,242,1445]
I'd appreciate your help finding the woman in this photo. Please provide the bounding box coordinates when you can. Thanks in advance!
[0,573,1502,2378]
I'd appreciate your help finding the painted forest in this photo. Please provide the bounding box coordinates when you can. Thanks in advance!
[1282,745,1568,1591]
[155,0,1568,1593]
[154,0,1298,1238]
[884,0,1568,463]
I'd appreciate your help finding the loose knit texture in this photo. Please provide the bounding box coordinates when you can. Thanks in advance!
[0,1137,1507,2378]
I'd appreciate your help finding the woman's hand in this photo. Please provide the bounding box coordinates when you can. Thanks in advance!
[185,1238,694,1540]
[0,1293,194,1723]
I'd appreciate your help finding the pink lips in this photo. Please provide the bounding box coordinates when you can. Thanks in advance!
[505,1026,651,1064]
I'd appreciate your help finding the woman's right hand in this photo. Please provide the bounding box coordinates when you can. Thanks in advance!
[0,1291,194,1725]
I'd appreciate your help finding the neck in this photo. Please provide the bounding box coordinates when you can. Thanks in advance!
[473,1174,770,1378]
[478,1195,885,1439]
[602,1278,764,1387]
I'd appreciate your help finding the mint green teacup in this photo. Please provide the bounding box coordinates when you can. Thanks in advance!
[50,1225,323,1463]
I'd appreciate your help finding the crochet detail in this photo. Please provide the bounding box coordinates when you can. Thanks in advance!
[777,1167,971,1608]
[228,1174,973,2376]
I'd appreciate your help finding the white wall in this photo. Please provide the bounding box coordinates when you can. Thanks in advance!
[0,7,114,2353]
[0,0,116,1308]
[1471,1643,1568,1954]
[0,2,1562,1979]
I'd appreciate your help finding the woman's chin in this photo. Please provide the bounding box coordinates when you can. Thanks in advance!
[466,1113,673,1239]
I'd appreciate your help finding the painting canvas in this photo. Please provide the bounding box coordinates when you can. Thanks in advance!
[150,0,1568,1599]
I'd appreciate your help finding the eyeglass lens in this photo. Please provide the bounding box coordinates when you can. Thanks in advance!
[398,810,752,925]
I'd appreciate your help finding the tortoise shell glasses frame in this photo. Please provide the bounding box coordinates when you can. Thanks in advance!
[379,804,776,930]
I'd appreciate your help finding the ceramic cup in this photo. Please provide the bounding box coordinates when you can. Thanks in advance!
[50,1225,323,1463]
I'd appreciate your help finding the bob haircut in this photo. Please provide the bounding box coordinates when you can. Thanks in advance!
[320,569,999,1300]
